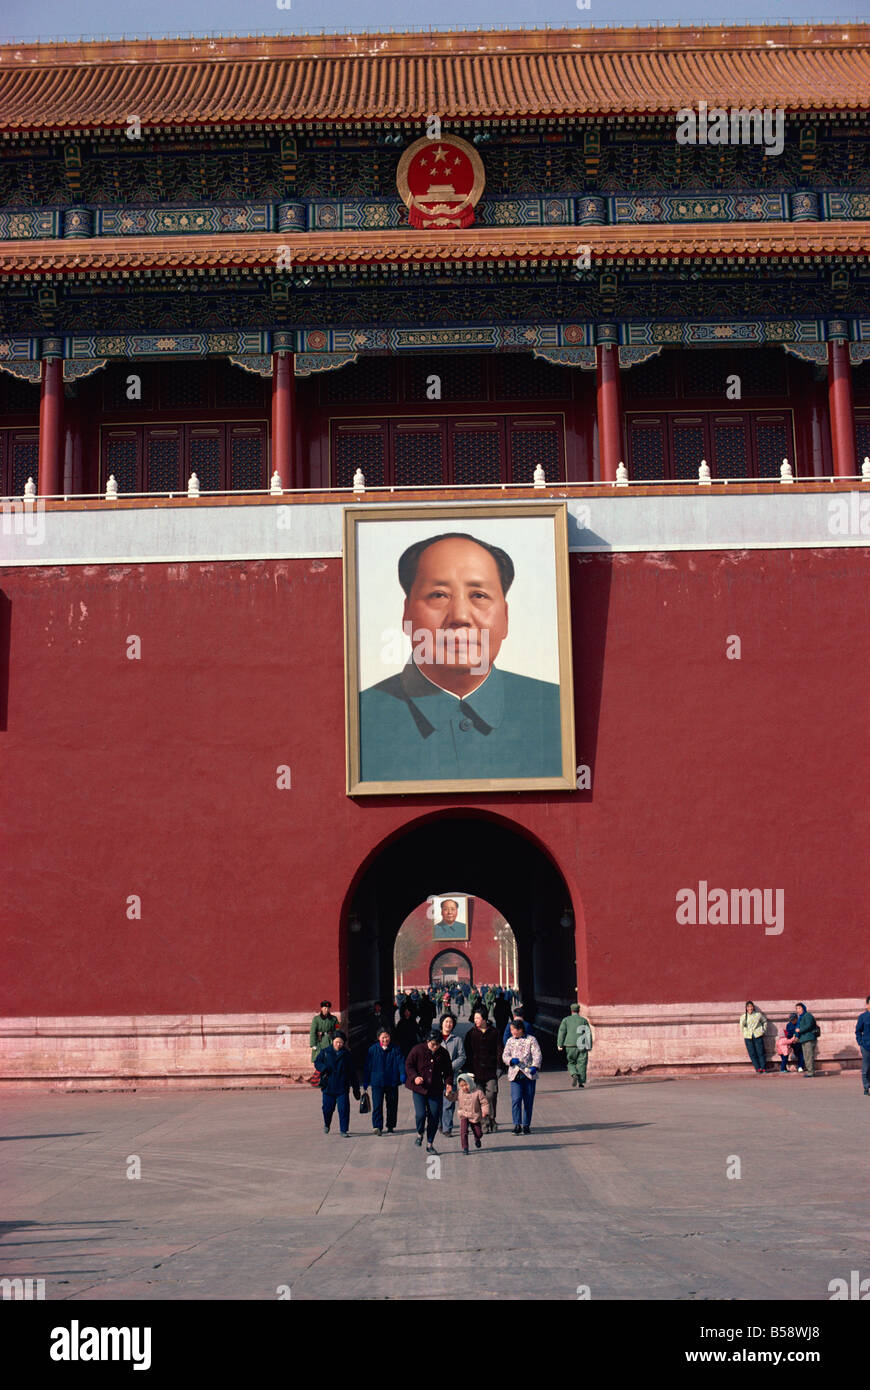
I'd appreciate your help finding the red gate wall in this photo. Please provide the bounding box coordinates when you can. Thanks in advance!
[2,545,868,1020]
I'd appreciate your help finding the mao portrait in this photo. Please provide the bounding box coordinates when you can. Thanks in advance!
[431,895,469,941]
[344,503,576,794]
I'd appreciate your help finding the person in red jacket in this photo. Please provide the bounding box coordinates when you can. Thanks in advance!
[405,1030,454,1153]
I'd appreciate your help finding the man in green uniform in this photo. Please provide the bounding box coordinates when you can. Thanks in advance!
[557,1002,593,1088]
[359,533,562,783]
[310,1000,338,1064]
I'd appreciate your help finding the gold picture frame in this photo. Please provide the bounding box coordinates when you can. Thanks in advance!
[344,501,577,795]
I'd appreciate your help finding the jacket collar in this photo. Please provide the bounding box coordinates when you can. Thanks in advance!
[398,660,504,734]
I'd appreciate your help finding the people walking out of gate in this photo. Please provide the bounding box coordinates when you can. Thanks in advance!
[456,1073,490,1154]
[465,1008,500,1132]
[855,996,870,1096]
[315,1032,360,1137]
[310,1000,338,1064]
[504,1019,543,1135]
[405,1030,454,1153]
[795,1002,819,1076]
[438,1013,466,1137]
[739,1001,768,1074]
[557,1003,594,1088]
[363,1027,406,1134]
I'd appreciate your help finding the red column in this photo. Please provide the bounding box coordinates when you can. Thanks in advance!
[596,344,621,483]
[37,357,64,496]
[827,340,857,479]
[271,351,297,488]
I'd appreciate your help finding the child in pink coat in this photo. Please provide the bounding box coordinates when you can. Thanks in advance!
[456,1073,490,1154]
[775,1025,794,1072]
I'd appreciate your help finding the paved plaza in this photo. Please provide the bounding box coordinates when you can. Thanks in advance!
[2,1067,868,1302]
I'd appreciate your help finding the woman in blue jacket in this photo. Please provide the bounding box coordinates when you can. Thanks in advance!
[363,1027,407,1135]
[315,1032,361,1137]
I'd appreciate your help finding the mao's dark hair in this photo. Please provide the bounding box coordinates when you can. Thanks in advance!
[398,533,515,598]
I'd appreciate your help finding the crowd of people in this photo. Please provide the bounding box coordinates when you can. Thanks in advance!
[391,983,520,1031]
[306,993,870,1146]
[307,993,591,1149]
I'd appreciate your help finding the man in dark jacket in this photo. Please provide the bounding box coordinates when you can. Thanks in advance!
[856,995,870,1096]
[795,1003,819,1077]
[394,1005,420,1057]
[405,1031,454,1153]
[465,1008,500,1133]
[363,1027,406,1133]
[315,1032,360,1136]
[418,993,436,1034]
[493,990,511,1036]
[368,1000,389,1042]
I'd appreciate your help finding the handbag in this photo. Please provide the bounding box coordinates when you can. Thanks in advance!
[359,1091,371,1114]
[308,1072,322,1087]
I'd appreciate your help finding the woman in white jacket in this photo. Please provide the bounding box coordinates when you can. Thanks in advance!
[503,1019,543,1135]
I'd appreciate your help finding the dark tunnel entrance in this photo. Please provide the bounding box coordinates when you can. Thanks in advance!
[344,813,578,1058]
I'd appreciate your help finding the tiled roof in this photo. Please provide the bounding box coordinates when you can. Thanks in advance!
[1,223,867,275]
[0,25,868,131]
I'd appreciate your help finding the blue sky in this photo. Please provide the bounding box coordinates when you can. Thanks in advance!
[0,0,862,43]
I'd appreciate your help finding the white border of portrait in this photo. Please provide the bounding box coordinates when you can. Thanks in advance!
[343,501,577,795]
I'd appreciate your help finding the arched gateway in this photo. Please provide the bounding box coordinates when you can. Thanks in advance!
[343,813,579,1055]
[429,949,473,990]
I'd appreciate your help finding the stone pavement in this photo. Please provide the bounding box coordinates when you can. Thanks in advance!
[1,1071,867,1301]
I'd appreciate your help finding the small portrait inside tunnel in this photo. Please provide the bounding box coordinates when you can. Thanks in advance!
[430,893,468,941]
[393,894,518,998]
[344,501,577,794]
